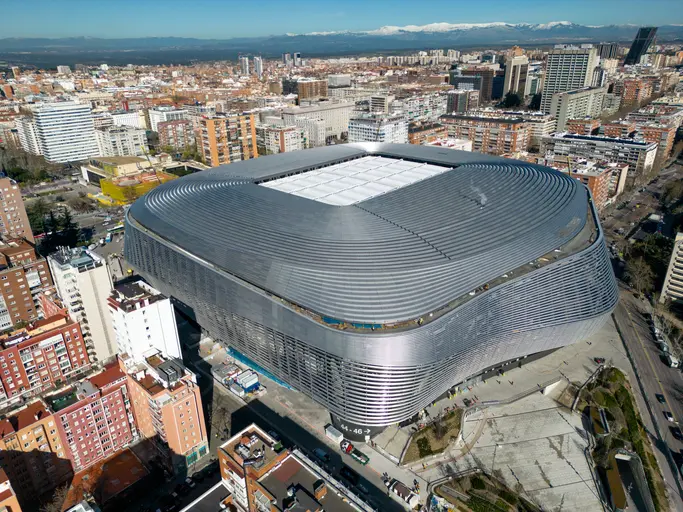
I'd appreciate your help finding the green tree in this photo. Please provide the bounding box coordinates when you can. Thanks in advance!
[60,207,79,247]
[501,92,522,108]
[529,93,542,110]
[25,197,51,235]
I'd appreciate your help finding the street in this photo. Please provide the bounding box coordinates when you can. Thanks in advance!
[613,290,683,510]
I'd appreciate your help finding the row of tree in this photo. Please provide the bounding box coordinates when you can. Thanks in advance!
[26,199,81,254]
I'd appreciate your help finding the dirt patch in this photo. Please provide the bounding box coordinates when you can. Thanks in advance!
[402,409,463,464]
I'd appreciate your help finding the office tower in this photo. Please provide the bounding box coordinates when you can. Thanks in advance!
[56,65,72,74]
[348,113,409,143]
[540,133,657,186]
[446,89,479,113]
[503,55,529,96]
[293,52,301,67]
[447,49,460,61]
[10,66,20,79]
[121,353,208,473]
[239,56,250,75]
[596,43,619,60]
[157,119,194,150]
[253,56,263,79]
[660,233,683,302]
[199,114,258,167]
[540,46,599,113]
[439,114,530,155]
[0,178,33,243]
[0,239,52,327]
[148,106,189,132]
[282,102,355,141]
[32,102,99,163]
[0,310,90,408]
[282,53,292,66]
[624,27,657,65]
[215,424,366,511]
[549,87,607,131]
[124,144,617,436]
[460,67,494,102]
[107,279,182,361]
[95,125,148,157]
[48,248,117,363]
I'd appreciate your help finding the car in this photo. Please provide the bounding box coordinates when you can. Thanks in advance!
[594,357,606,364]
[656,394,666,404]
[192,472,204,482]
[664,411,675,422]
[268,430,281,441]
[671,426,683,441]
[185,477,196,488]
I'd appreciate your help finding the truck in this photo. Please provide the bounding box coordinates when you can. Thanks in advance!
[340,440,369,465]
[385,479,419,509]
[105,232,112,243]
[313,448,330,463]
[325,424,344,444]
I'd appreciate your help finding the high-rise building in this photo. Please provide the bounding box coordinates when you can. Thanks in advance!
[439,114,530,155]
[260,125,307,154]
[540,46,599,113]
[639,123,676,164]
[624,27,658,66]
[0,178,33,243]
[549,87,607,131]
[239,56,250,76]
[328,74,352,88]
[157,119,194,151]
[0,239,52,326]
[0,311,90,408]
[282,53,291,66]
[31,102,99,163]
[215,424,369,512]
[107,279,182,361]
[95,125,148,157]
[253,56,263,79]
[282,78,328,103]
[460,67,495,102]
[121,352,208,473]
[56,65,72,74]
[596,43,619,60]
[148,107,189,133]
[348,113,408,143]
[660,232,683,302]
[292,117,326,147]
[503,55,529,96]
[199,114,258,167]
[293,52,302,67]
[15,117,41,156]
[48,248,117,363]
[446,89,479,113]
[282,102,354,141]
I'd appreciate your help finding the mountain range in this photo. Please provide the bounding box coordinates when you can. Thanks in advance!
[1,22,682,68]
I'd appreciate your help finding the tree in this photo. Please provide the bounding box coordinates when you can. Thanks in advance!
[501,92,522,108]
[25,197,52,235]
[40,484,68,512]
[529,93,542,110]
[626,257,655,296]
[60,207,79,247]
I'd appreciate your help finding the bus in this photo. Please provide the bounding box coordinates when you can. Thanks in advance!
[107,223,125,235]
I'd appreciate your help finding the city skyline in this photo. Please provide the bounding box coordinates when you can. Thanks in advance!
[2,0,682,39]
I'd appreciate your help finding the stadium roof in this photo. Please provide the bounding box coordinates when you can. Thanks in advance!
[128,143,589,324]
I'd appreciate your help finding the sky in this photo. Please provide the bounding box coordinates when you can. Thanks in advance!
[3,0,682,39]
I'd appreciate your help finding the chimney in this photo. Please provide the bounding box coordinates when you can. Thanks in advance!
[314,480,327,501]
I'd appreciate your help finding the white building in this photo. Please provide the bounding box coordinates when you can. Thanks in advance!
[348,113,408,143]
[253,56,263,79]
[15,116,41,155]
[48,248,117,363]
[112,111,147,130]
[240,56,250,75]
[661,232,683,303]
[108,279,182,361]
[292,117,326,147]
[95,125,148,157]
[282,101,354,141]
[30,102,99,163]
[503,55,529,96]
[261,125,307,154]
[370,95,393,113]
[391,94,448,123]
[549,87,607,131]
[541,46,599,113]
[56,65,72,74]
[148,107,189,132]
[328,74,352,88]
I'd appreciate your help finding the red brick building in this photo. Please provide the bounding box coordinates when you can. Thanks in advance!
[640,123,676,164]
[157,119,195,150]
[566,118,601,135]
[602,121,636,138]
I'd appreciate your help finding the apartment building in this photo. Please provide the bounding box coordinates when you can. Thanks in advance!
[348,113,409,144]
[503,55,529,96]
[111,111,147,130]
[292,117,326,147]
[121,352,207,473]
[157,119,194,150]
[148,107,189,133]
[15,117,40,156]
[446,89,479,114]
[440,114,530,155]
[549,87,606,131]
[661,232,683,303]
[0,311,90,408]
[391,93,448,122]
[0,178,33,243]
[48,248,116,363]
[259,125,307,154]
[470,110,555,150]
[282,78,328,103]
[460,67,495,102]
[0,400,73,507]
[199,114,258,167]
[408,122,448,145]
[541,46,599,113]
[566,118,601,135]
[217,424,370,512]
[639,123,676,164]
[603,121,636,138]
[540,133,657,187]
[0,468,22,512]
[107,279,181,361]
[0,239,52,327]
[49,363,138,473]
[95,125,148,157]
[615,79,653,107]
[282,101,354,141]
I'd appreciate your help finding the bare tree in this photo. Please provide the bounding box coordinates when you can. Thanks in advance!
[626,257,655,296]
[40,484,69,512]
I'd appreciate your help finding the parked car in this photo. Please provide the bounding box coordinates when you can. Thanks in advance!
[656,394,666,404]
[664,411,675,422]
[671,426,683,441]
[185,477,196,488]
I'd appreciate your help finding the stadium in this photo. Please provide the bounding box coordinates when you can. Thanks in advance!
[124,143,618,437]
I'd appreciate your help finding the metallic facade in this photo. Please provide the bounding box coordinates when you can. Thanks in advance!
[124,143,618,429]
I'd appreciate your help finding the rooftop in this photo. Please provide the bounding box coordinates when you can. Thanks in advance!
[179,482,233,512]
[0,400,50,438]
[551,132,657,147]
[222,425,279,469]
[89,156,146,165]
[109,279,165,311]
[260,155,452,206]
[49,247,102,270]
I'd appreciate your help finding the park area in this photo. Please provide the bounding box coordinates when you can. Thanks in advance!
[403,409,463,464]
